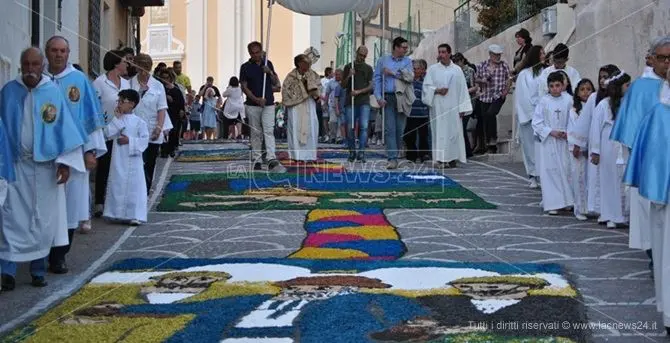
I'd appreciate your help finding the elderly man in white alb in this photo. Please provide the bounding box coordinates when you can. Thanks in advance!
[43,36,108,274]
[282,54,322,162]
[0,47,86,290]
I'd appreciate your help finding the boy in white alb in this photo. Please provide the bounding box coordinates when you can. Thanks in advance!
[103,89,150,225]
[568,79,596,220]
[532,71,574,214]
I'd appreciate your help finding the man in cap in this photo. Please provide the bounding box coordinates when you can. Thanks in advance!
[473,44,511,154]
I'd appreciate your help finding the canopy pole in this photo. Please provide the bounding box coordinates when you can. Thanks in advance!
[380,0,386,146]
[261,0,274,100]
[351,11,355,130]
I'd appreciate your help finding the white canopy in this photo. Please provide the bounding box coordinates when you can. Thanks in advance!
[275,0,383,20]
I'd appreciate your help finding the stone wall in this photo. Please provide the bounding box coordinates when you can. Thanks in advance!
[567,0,670,82]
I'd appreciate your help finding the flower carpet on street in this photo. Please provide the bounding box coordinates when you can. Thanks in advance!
[0,141,594,343]
[156,171,495,211]
[288,208,407,260]
[175,148,385,162]
[3,259,588,342]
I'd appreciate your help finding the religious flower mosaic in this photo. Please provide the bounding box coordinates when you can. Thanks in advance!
[2,258,588,342]
[156,171,496,211]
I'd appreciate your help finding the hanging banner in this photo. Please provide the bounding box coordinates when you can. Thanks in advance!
[275,0,383,20]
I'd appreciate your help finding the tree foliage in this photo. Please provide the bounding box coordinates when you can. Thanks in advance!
[473,0,517,38]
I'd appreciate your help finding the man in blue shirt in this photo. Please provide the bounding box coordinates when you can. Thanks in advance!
[374,37,413,169]
[240,41,284,172]
[403,59,431,163]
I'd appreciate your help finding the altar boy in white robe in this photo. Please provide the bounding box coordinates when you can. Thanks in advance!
[623,70,670,335]
[421,43,472,168]
[282,54,321,162]
[103,89,150,225]
[43,36,107,274]
[0,48,86,290]
[532,71,574,214]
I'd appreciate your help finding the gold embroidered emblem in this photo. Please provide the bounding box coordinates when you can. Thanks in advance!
[41,103,57,123]
[68,86,80,102]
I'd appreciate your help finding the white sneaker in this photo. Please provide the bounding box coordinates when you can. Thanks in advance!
[575,214,588,221]
[129,220,141,226]
[607,221,616,229]
[548,210,558,215]
[529,178,539,189]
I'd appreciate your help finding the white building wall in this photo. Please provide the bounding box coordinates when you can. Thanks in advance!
[58,0,80,64]
[186,0,205,89]
[309,16,323,72]
[0,0,31,86]
[292,12,311,60]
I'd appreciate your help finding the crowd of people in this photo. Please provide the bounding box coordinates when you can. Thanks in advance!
[513,33,670,332]
[0,31,668,333]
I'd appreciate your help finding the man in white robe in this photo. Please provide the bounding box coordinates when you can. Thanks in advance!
[421,44,473,168]
[282,54,321,162]
[43,36,107,274]
[0,47,86,290]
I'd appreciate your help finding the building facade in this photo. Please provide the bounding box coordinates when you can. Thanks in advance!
[139,0,459,91]
[0,0,157,86]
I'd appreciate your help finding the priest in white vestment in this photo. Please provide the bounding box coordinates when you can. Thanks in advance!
[43,36,107,274]
[282,54,321,162]
[421,44,472,167]
[0,48,86,289]
[532,71,574,214]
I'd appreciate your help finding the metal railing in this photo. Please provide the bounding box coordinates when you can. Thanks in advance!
[454,0,558,52]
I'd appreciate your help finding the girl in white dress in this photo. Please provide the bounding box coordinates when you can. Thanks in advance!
[591,71,632,228]
[103,89,150,225]
[200,88,218,140]
[567,79,595,220]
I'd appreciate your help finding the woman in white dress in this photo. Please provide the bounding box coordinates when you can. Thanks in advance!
[513,45,545,188]
[281,54,321,162]
[222,77,246,140]
[591,71,632,228]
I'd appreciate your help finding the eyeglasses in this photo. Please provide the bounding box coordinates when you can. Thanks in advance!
[655,54,670,62]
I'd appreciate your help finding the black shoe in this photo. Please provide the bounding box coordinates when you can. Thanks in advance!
[665,326,669,335]
[348,151,356,162]
[31,275,47,287]
[253,162,262,171]
[268,160,286,172]
[1,274,15,291]
[357,152,366,163]
[49,260,68,274]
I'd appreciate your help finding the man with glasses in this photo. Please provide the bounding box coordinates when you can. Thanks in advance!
[374,37,413,169]
[342,46,374,163]
[610,36,670,280]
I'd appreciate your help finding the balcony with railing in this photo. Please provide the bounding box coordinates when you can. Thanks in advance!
[454,0,559,51]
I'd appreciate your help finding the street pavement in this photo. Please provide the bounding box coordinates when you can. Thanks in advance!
[0,141,666,342]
